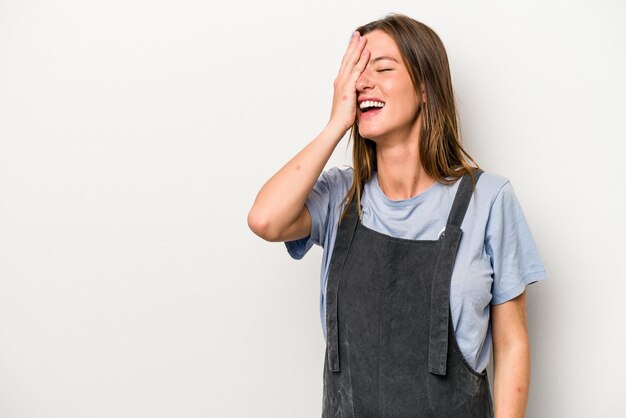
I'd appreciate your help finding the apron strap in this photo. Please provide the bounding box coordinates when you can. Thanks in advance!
[428,169,483,375]
[326,198,360,372]
[445,169,483,229]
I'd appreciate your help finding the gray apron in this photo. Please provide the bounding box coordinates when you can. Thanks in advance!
[323,171,493,417]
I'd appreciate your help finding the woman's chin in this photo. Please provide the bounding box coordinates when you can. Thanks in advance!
[357,126,382,141]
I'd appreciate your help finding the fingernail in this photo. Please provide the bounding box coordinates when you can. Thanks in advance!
[352,31,358,38]
[359,36,364,42]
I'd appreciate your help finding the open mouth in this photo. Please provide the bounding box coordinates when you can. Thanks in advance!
[359,100,385,113]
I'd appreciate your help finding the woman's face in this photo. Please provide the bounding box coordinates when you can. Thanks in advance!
[356,30,423,143]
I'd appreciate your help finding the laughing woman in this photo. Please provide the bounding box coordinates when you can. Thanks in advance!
[248,14,545,418]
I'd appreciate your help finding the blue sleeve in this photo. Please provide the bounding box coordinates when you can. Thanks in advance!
[284,169,335,260]
[486,181,546,304]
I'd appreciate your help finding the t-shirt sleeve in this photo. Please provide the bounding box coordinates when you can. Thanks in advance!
[486,181,546,304]
[284,168,339,260]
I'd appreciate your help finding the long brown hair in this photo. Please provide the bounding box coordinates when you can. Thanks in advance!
[342,14,478,219]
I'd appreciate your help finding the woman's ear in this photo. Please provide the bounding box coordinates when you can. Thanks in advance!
[420,82,427,104]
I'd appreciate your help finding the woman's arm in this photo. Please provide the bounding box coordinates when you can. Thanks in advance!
[247,32,370,242]
[491,290,531,418]
[247,125,343,242]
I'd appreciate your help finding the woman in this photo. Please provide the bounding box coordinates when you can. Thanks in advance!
[248,14,545,417]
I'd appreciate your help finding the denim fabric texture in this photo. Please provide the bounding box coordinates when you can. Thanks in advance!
[323,171,493,417]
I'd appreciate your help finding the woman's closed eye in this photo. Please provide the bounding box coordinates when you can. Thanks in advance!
[377,68,393,72]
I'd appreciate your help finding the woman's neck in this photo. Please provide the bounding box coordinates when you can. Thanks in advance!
[375,133,434,201]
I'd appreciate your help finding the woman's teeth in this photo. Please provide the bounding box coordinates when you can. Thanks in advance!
[359,100,385,111]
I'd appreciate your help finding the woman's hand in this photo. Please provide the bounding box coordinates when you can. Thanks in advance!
[248,32,370,242]
[327,31,370,137]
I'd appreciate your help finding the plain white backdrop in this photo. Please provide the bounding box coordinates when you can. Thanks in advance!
[1,0,625,417]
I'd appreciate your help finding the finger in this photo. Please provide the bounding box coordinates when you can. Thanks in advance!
[339,33,366,75]
[338,31,360,74]
[351,48,370,79]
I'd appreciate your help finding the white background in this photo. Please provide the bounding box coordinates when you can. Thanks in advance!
[1,0,625,417]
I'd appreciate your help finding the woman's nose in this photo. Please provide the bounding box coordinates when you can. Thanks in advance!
[356,71,373,91]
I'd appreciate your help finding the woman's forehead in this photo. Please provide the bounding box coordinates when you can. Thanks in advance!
[363,30,401,58]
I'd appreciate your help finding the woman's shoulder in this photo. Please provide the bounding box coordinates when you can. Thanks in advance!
[470,171,532,230]
[438,171,511,206]
[474,171,513,205]
[318,166,354,195]
[307,166,354,213]
[322,166,354,183]
[476,171,509,187]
